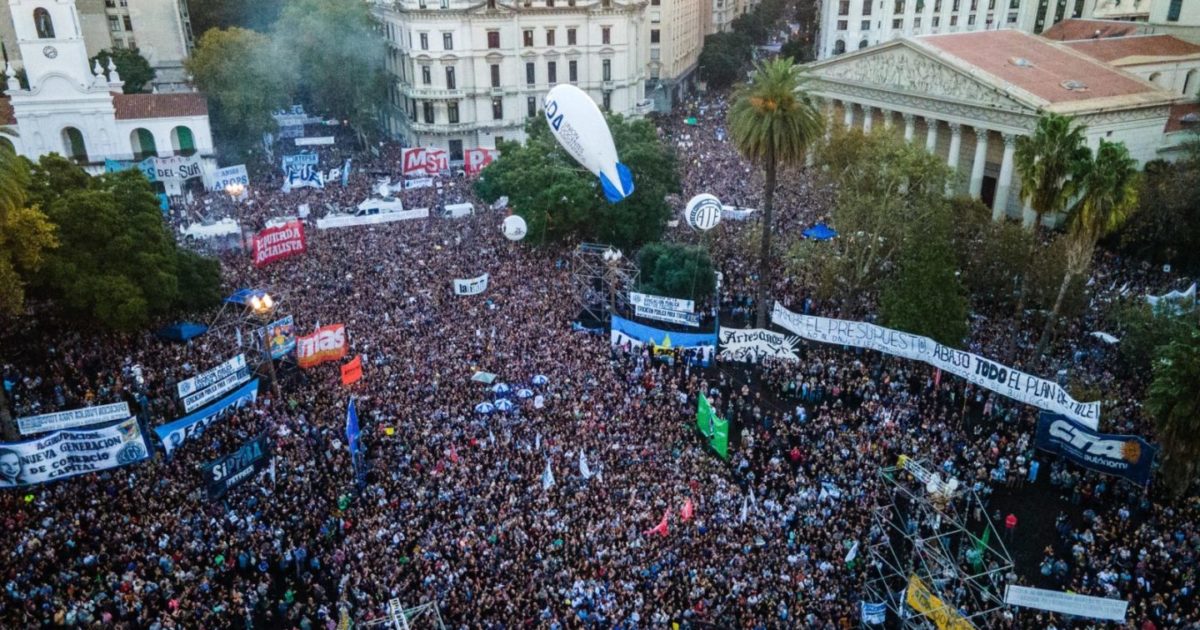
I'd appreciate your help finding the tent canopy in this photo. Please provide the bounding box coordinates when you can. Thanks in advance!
[802,224,838,241]
[157,322,208,342]
[225,289,268,305]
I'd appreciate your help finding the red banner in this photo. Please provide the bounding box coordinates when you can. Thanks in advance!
[296,324,347,369]
[252,221,306,267]
[401,147,449,176]
[463,148,499,176]
[341,355,363,386]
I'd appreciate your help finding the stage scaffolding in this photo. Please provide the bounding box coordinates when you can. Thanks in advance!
[864,457,1014,629]
[206,288,289,395]
[571,243,639,326]
[359,600,446,630]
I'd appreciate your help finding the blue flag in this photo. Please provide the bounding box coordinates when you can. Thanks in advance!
[346,397,361,455]
[341,158,351,187]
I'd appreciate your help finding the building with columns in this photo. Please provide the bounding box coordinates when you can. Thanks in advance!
[0,0,213,170]
[806,29,1187,225]
[374,0,650,157]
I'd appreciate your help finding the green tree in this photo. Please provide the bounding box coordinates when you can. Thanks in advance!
[90,48,156,93]
[879,210,968,346]
[1147,328,1200,498]
[637,243,716,302]
[1038,140,1139,351]
[27,156,220,330]
[186,0,286,36]
[699,32,752,90]
[274,0,387,145]
[780,38,812,63]
[186,28,295,158]
[1117,142,1200,270]
[1014,113,1091,231]
[474,115,678,250]
[1108,300,1195,375]
[0,147,57,319]
[728,58,823,327]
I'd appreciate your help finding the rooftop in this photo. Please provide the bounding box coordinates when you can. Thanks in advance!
[112,93,208,120]
[1165,102,1200,133]
[1062,34,1200,65]
[1041,18,1143,41]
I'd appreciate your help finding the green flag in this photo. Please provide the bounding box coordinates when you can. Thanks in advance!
[696,393,730,460]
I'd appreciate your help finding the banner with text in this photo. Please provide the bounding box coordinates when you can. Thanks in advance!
[905,574,972,630]
[718,327,800,362]
[403,177,434,190]
[0,417,149,488]
[155,379,260,456]
[629,292,694,313]
[281,153,320,170]
[1004,585,1128,622]
[142,155,204,185]
[401,147,448,176]
[1035,412,1156,486]
[252,221,307,267]
[177,354,248,398]
[17,402,132,436]
[610,314,716,366]
[772,304,1101,428]
[464,148,500,176]
[454,274,490,296]
[296,324,347,369]
[207,164,249,192]
[204,433,271,499]
[634,305,701,327]
[282,164,325,191]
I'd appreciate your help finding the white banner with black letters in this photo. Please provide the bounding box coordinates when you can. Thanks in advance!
[17,402,131,436]
[718,327,800,362]
[0,417,150,487]
[772,304,1101,428]
[1004,585,1128,622]
[634,305,701,327]
[630,291,694,313]
[454,273,489,296]
[177,355,248,398]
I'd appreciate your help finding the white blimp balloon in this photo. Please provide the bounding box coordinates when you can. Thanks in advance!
[685,194,723,231]
[543,84,634,203]
[502,214,528,241]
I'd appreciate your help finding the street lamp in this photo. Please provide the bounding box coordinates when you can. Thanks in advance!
[602,248,623,319]
[248,291,282,397]
[225,182,248,253]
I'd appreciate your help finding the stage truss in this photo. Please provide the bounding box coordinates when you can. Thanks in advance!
[205,289,290,393]
[865,457,1014,629]
[359,600,447,630]
[571,243,639,326]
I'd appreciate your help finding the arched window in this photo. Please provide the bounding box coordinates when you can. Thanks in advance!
[33,8,54,39]
[833,40,846,55]
[1184,69,1198,97]
[61,127,86,162]
[170,126,196,156]
[130,128,157,160]
[859,39,869,49]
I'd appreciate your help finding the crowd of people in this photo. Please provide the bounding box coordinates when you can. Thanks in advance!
[1,90,1198,630]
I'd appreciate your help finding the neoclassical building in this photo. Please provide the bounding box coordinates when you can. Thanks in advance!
[0,0,213,171]
[806,29,1190,225]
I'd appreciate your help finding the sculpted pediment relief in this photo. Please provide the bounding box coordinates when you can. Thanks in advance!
[815,46,1034,111]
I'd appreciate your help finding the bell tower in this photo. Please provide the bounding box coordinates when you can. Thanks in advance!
[9,0,98,91]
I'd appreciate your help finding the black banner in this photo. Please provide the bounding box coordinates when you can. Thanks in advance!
[203,434,271,499]
[1035,413,1157,486]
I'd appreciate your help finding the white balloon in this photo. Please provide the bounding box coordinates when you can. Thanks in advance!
[502,215,528,241]
[685,194,723,231]
[543,84,634,203]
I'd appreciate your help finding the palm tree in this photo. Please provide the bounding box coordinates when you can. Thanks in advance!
[1014,113,1091,232]
[1148,328,1200,498]
[728,58,824,327]
[1037,140,1139,352]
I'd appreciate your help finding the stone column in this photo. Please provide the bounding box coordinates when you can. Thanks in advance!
[969,127,989,198]
[946,123,962,171]
[844,102,856,128]
[925,117,939,153]
[992,133,1017,221]
[1023,203,1038,229]
[903,113,915,141]
[862,106,874,133]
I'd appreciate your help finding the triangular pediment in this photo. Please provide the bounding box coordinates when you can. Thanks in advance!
[809,40,1043,112]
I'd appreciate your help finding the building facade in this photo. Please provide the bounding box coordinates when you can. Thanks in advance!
[1,0,195,91]
[1,0,213,170]
[645,0,702,111]
[806,30,1185,224]
[375,0,650,157]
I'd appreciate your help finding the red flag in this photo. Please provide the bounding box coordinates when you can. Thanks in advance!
[643,509,670,537]
[340,354,362,385]
[681,498,694,522]
[934,368,942,388]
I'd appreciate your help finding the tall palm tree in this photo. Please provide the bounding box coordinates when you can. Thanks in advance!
[1148,328,1200,498]
[1014,113,1091,232]
[728,58,823,327]
[1037,140,1139,352]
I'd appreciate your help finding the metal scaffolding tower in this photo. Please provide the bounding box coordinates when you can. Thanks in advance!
[864,456,1014,629]
[359,600,447,630]
[571,243,638,326]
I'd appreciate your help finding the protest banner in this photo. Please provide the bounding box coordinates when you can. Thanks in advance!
[207,164,249,192]
[252,221,307,267]
[0,418,149,487]
[718,327,800,362]
[453,274,489,296]
[155,380,260,456]
[1035,412,1157,486]
[17,402,131,436]
[203,434,272,499]
[297,324,348,369]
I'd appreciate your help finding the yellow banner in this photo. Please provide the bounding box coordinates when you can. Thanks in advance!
[906,575,975,630]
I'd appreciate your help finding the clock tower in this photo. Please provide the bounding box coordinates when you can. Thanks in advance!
[9,0,102,91]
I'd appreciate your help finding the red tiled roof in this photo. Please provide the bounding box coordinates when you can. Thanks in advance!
[1041,18,1142,41]
[1063,35,1200,64]
[0,97,14,125]
[919,30,1156,105]
[112,93,208,120]
[1165,102,1200,133]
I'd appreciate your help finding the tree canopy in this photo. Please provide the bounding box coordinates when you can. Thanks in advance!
[1147,328,1200,498]
[90,48,156,94]
[474,115,679,250]
[0,148,57,318]
[637,243,716,302]
[879,210,969,346]
[699,32,752,90]
[1115,141,1200,271]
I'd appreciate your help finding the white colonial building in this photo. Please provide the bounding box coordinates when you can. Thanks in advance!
[0,0,213,170]
[374,0,651,157]
[807,29,1193,224]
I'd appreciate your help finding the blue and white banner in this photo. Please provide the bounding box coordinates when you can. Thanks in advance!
[1004,585,1128,622]
[1035,413,1157,486]
[860,602,886,625]
[155,379,260,456]
[204,433,271,499]
[0,418,149,487]
[281,153,320,169]
[282,164,325,191]
[176,354,247,398]
[610,314,716,366]
[207,164,249,192]
[180,368,250,414]
[17,401,131,436]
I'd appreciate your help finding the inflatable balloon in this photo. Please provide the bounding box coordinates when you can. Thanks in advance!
[502,215,528,241]
[685,194,723,231]
[543,84,634,203]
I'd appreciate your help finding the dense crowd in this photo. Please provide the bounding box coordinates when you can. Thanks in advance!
[1,93,1198,630]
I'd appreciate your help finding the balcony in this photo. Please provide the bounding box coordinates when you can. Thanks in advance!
[406,118,526,134]
[399,84,465,100]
